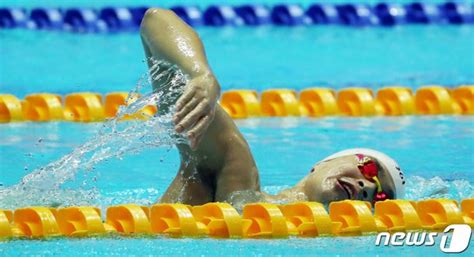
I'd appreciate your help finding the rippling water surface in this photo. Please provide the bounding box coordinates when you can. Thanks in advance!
[1,1,473,255]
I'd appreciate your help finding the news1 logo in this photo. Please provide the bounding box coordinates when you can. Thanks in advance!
[375,224,472,253]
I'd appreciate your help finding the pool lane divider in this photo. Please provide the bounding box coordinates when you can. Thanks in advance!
[1,2,473,32]
[1,85,473,123]
[0,199,473,239]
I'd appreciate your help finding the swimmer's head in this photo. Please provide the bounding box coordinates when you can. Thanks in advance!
[301,148,405,204]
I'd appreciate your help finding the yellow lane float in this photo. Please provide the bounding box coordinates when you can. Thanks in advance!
[416,199,464,231]
[452,85,474,115]
[0,94,23,122]
[461,198,474,227]
[64,93,105,122]
[299,88,338,117]
[0,210,13,237]
[242,203,288,238]
[1,199,473,239]
[150,203,206,237]
[220,90,260,118]
[104,92,157,119]
[415,86,455,115]
[22,93,64,121]
[260,89,300,117]
[374,200,421,232]
[13,207,60,237]
[56,206,107,236]
[337,88,377,116]
[106,204,151,234]
[329,200,378,235]
[279,202,332,236]
[376,87,415,116]
[0,86,472,122]
[192,202,243,238]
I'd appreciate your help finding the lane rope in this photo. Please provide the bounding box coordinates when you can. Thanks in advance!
[1,199,473,239]
[0,86,473,122]
[0,2,473,32]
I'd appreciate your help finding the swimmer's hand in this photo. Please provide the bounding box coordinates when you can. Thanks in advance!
[173,73,220,149]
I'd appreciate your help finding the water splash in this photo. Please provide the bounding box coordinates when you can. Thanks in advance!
[0,59,188,209]
[405,175,474,201]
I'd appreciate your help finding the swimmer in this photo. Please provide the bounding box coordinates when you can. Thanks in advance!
[140,8,406,206]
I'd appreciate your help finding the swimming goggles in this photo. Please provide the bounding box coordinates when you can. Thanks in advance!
[355,154,388,203]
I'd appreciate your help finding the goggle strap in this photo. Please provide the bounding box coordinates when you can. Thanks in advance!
[372,176,383,193]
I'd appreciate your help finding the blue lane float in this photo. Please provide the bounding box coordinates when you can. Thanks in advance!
[203,5,243,26]
[99,7,134,32]
[234,5,270,25]
[440,2,474,24]
[373,3,407,26]
[30,8,63,29]
[1,2,473,32]
[129,7,147,28]
[271,4,308,26]
[405,3,442,24]
[0,8,29,28]
[63,8,100,32]
[170,6,203,27]
[306,4,340,25]
[336,4,373,26]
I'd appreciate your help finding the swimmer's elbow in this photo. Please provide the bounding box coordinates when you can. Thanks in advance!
[140,8,175,34]
[143,8,172,20]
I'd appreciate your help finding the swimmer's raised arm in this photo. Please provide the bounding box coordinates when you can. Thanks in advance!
[140,8,220,149]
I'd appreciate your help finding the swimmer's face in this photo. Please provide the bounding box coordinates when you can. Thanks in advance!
[302,155,396,204]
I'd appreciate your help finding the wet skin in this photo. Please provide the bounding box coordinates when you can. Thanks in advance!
[297,155,396,204]
[140,8,259,205]
[140,8,396,206]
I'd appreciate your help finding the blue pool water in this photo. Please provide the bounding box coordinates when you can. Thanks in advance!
[1,1,474,256]
[0,117,473,256]
[1,26,474,96]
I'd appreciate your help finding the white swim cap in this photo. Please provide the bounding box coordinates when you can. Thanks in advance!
[322,148,405,198]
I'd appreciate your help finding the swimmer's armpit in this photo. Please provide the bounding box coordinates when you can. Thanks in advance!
[140,8,221,149]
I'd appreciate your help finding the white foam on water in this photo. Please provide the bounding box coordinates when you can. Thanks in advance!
[405,175,474,200]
